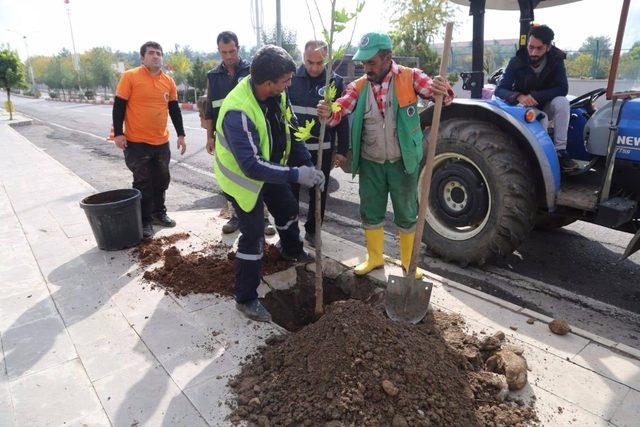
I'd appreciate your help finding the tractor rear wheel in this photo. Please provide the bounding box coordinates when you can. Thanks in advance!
[422,119,537,265]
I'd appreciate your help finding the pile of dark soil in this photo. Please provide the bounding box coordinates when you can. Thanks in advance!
[133,233,190,266]
[229,300,538,426]
[142,243,294,297]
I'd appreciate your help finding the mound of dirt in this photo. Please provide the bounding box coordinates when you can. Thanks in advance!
[142,243,295,297]
[133,232,190,266]
[229,300,538,426]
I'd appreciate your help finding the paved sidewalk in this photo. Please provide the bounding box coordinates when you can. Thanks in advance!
[1,115,639,426]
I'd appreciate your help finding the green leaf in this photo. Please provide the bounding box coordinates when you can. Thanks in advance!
[324,82,338,102]
[330,102,342,113]
[333,8,349,23]
[333,46,347,61]
[293,119,317,142]
[333,23,346,32]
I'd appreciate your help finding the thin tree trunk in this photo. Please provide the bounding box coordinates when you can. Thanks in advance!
[7,88,13,120]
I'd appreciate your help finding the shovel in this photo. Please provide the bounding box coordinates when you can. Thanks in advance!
[385,22,453,324]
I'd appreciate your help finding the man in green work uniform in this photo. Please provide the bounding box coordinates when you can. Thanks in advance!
[318,32,453,277]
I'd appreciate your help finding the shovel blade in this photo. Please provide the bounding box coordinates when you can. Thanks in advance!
[384,274,433,324]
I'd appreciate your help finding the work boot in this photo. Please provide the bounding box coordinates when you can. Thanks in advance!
[276,242,314,263]
[399,230,423,280]
[235,299,272,322]
[354,227,385,276]
[142,223,154,239]
[264,218,276,236]
[222,216,240,234]
[558,150,579,173]
[304,231,316,247]
[152,213,176,227]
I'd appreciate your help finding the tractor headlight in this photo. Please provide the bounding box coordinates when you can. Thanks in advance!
[524,108,536,123]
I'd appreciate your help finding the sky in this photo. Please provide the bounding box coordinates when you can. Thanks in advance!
[0,0,638,61]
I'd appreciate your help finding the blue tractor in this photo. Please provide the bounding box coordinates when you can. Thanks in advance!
[420,0,640,265]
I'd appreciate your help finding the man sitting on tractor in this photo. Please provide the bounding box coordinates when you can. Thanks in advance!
[496,24,579,173]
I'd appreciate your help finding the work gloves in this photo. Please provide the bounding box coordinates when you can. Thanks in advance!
[296,165,325,189]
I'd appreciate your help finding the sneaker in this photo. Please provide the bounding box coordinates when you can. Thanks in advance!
[304,231,316,247]
[142,223,154,238]
[235,299,272,322]
[152,213,176,227]
[222,216,240,234]
[276,242,314,263]
[558,150,579,173]
[264,218,276,236]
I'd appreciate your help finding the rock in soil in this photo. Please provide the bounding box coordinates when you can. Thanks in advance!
[142,243,294,297]
[228,300,538,426]
[549,319,571,335]
[486,350,528,390]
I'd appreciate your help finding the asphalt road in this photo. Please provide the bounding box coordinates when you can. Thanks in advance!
[5,94,639,346]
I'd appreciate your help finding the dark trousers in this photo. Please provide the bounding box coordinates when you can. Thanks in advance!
[291,149,332,235]
[123,141,171,225]
[228,182,303,303]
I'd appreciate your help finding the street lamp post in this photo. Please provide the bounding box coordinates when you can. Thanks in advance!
[22,35,36,88]
[5,29,36,89]
[64,0,84,97]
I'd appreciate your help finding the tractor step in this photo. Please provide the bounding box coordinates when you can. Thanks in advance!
[556,182,600,211]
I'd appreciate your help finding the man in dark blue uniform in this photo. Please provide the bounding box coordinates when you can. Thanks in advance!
[288,40,350,246]
[204,31,276,234]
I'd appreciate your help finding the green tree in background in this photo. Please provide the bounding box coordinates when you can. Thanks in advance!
[187,56,207,99]
[44,51,76,100]
[0,49,27,119]
[387,0,453,74]
[166,51,192,102]
[261,27,301,61]
[84,47,116,98]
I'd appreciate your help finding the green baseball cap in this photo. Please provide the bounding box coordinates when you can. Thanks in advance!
[352,32,392,61]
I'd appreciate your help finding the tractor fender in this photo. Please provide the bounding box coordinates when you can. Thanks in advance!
[421,98,560,210]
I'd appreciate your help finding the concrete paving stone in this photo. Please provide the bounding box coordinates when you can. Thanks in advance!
[611,389,640,427]
[37,253,92,283]
[0,286,58,331]
[431,285,590,360]
[93,361,208,427]
[66,305,131,346]
[60,221,93,239]
[571,326,619,349]
[517,337,628,420]
[63,409,111,427]
[182,373,237,426]
[305,256,349,280]
[132,303,208,361]
[511,382,613,426]
[0,375,15,427]
[2,315,77,379]
[257,281,270,298]
[53,284,115,325]
[110,280,170,322]
[615,343,640,361]
[29,238,79,264]
[10,358,103,426]
[0,264,44,294]
[571,343,640,391]
[75,326,156,382]
[321,232,365,268]
[263,266,297,291]
[172,292,224,312]
[192,297,282,343]
[164,333,269,391]
[68,234,97,254]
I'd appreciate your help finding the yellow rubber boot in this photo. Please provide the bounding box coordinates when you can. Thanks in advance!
[354,227,385,276]
[400,231,423,279]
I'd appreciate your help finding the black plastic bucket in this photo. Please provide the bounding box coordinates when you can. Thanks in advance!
[80,189,143,251]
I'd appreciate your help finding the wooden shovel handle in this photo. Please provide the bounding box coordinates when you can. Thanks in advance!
[407,22,454,278]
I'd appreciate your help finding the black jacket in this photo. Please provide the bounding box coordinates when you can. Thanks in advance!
[204,58,251,126]
[495,45,568,108]
[287,65,349,155]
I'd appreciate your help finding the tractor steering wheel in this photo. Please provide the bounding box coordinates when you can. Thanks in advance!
[570,88,606,115]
